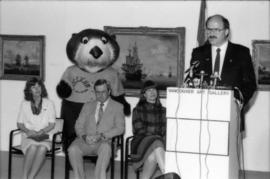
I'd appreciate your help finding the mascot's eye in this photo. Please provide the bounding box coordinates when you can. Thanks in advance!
[81,37,89,44]
[101,36,108,44]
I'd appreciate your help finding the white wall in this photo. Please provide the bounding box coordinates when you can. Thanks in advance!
[0,0,269,172]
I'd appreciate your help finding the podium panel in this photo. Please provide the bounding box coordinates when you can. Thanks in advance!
[166,118,229,155]
[165,152,230,179]
[165,87,239,179]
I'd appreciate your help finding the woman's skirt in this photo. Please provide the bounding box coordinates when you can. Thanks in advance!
[131,135,164,170]
[21,134,51,154]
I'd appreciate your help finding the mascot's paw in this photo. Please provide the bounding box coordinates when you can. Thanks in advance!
[111,94,131,116]
[56,80,72,98]
[123,101,131,116]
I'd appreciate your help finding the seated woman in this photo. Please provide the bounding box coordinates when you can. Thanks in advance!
[131,80,166,179]
[17,77,56,179]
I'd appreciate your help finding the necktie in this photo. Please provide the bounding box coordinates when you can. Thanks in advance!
[97,103,104,125]
[213,48,221,75]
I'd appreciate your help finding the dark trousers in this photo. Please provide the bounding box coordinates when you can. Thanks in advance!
[60,99,84,151]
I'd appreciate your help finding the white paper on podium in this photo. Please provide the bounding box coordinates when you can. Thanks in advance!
[166,88,233,121]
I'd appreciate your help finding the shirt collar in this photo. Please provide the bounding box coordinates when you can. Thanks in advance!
[212,41,228,52]
[98,98,110,109]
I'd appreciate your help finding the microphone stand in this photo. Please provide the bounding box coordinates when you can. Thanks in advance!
[184,63,197,87]
[184,60,200,88]
[211,72,219,89]
[199,71,207,88]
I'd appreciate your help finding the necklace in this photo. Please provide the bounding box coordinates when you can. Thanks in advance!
[31,98,43,115]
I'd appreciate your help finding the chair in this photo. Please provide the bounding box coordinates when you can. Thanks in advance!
[64,134,124,179]
[125,136,142,179]
[8,118,64,179]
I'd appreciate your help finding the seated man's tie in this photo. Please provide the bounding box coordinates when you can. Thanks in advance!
[97,103,104,125]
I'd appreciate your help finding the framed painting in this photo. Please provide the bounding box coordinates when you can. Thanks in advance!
[0,35,45,81]
[104,26,185,97]
[252,40,270,90]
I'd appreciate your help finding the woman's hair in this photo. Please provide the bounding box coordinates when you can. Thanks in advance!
[24,77,48,101]
[137,80,162,107]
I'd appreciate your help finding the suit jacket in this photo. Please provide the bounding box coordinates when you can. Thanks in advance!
[190,41,257,105]
[75,98,125,140]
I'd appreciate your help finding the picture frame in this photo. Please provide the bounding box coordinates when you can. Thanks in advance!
[0,35,45,81]
[252,40,270,90]
[104,26,185,97]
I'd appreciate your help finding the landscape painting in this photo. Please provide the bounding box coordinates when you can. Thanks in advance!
[252,40,270,90]
[0,35,45,81]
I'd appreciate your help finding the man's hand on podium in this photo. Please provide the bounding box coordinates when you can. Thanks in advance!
[233,87,244,109]
[235,98,244,110]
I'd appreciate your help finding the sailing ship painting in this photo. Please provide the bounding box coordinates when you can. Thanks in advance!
[0,35,44,81]
[253,40,270,87]
[114,34,179,92]
[104,26,186,97]
[121,42,146,81]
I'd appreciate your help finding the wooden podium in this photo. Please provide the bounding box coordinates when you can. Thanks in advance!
[165,87,239,179]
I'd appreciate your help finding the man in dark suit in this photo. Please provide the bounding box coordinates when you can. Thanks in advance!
[68,79,125,179]
[190,14,257,130]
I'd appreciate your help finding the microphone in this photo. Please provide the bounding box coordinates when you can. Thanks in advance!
[199,70,206,88]
[193,60,200,68]
[213,72,219,88]
[185,60,200,73]
[210,72,221,89]
[184,60,200,86]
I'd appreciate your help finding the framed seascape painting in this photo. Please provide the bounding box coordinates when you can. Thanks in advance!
[252,40,270,90]
[104,26,185,97]
[0,35,45,81]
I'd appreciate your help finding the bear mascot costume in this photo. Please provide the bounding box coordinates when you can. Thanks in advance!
[56,29,130,152]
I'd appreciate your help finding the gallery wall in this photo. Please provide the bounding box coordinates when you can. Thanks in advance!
[0,0,269,171]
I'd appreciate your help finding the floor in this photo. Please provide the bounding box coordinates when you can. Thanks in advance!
[1,151,270,179]
[0,151,129,179]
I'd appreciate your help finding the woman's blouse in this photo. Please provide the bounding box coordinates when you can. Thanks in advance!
[17,98,56,131]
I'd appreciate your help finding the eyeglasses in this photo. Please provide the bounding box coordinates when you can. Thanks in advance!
[95,90,109,95]
[206,28,225,33]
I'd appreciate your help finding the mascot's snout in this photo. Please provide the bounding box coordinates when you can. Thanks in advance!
[90,46,103,59]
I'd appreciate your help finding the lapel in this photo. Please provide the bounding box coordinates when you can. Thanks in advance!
[202,45,212,75]
[206,45,212,65]
[102,98,112,120]
[92,101,99,126]
[221,42,233,77]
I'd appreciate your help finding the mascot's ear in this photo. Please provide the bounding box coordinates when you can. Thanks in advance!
[66,33,79,63]
[111,94,131,116]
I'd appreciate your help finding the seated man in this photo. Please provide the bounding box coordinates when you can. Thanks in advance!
[68,79,125,179]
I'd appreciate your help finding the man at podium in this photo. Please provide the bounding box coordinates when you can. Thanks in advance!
[188,14,257,131]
